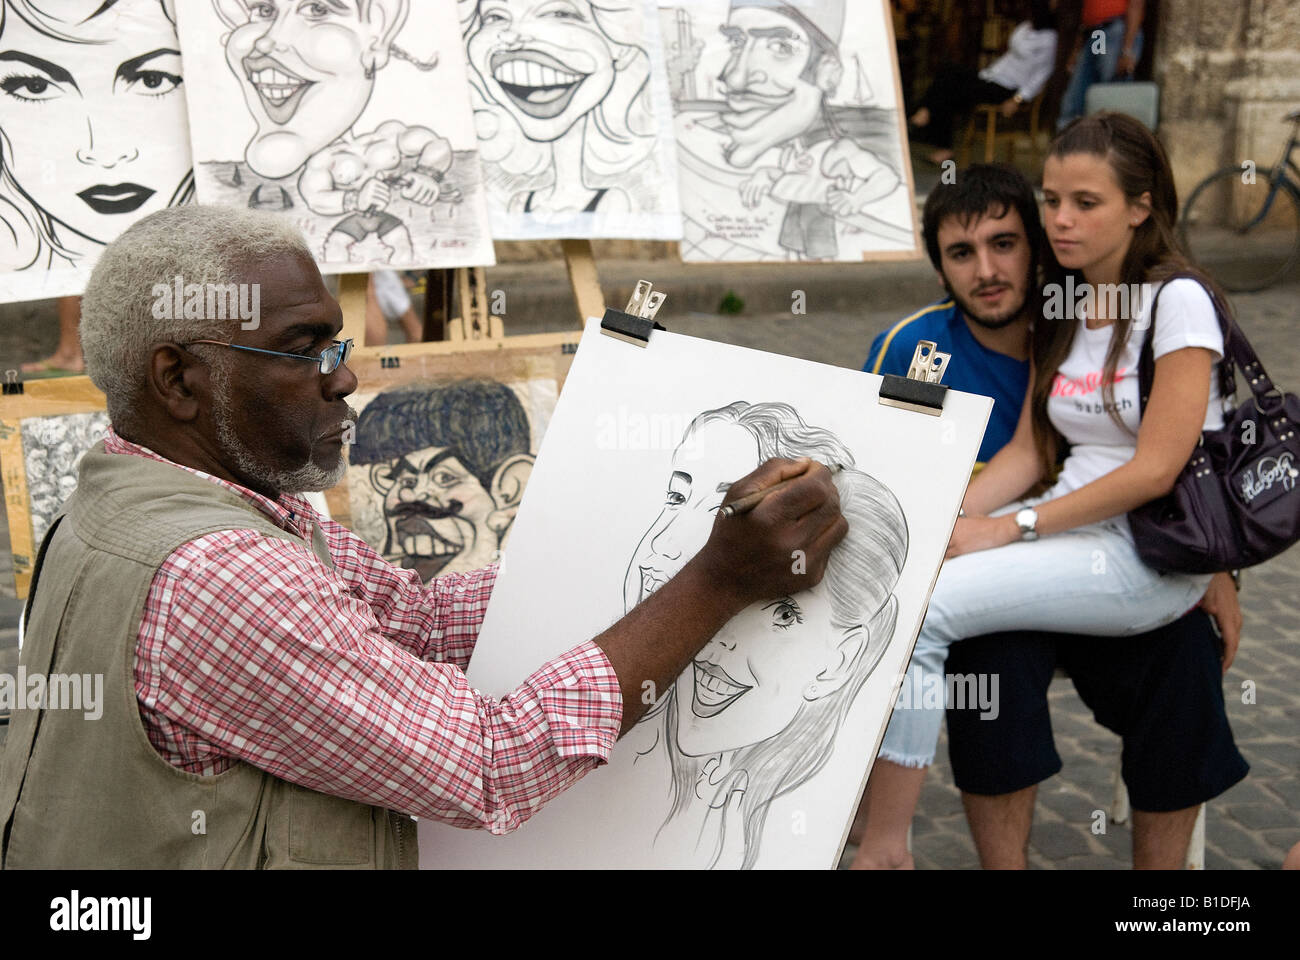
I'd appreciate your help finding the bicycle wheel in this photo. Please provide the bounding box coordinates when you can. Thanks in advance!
[1179,166,1300,292]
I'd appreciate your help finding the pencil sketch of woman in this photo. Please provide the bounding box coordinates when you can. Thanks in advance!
[624,401,908,868]
[459,0,662,221]
[0,0,193,274]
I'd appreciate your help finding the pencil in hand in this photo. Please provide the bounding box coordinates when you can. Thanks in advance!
[719,460,844,518]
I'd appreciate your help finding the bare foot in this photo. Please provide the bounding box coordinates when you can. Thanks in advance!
[910,107,930,128]
[849,843,915,870]
[21,354,84,374]
[927,149,955,166]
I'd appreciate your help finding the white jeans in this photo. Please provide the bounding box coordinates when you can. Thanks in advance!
[878,504,1212,768]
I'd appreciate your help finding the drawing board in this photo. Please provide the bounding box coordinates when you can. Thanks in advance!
[325,331,581,580]
[419,318,989,868]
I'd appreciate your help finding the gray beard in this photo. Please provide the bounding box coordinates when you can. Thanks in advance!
[210,364,349,495]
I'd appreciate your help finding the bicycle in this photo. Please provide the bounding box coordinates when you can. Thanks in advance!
[1179,109,1300,292]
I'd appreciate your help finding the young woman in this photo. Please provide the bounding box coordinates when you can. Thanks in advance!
[854,111,1232,868]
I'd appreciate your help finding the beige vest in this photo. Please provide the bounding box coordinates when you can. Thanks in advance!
[0,444,417,869]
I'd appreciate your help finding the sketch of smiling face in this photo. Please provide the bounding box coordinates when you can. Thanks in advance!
[717,7,824,168]
[372,445,500,580]
[674,585,847,756]
[623,420,758,611]
[467,0,618,143]
[224,0,392,179]
[0,0,189,245]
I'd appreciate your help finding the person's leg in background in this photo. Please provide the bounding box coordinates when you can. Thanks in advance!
[911,63,984,162]
[22,296,83,374]
[366,269,421,346]
[1057,18,1144,130]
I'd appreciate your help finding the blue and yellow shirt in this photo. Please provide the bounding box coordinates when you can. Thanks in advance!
[864,299,1030,465]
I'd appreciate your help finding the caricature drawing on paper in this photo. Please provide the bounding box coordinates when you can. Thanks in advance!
[0,0,193,281]
[459,0,678,234]
[663,0,915,262]
[624,402,907,868]
[212,0,461,264]
[348,381,535,582]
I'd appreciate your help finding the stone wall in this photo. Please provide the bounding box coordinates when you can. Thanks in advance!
[1156,0,1300,201]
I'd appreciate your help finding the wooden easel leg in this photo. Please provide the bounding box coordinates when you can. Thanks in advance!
[338,273,369,346]
[561,238,604,328]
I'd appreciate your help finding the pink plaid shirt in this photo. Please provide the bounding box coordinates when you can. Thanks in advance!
[103,429,622,834]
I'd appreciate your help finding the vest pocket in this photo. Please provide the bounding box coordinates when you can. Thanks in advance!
[287,785,375,865]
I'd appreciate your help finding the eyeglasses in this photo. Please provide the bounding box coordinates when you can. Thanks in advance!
[181,338,354,376]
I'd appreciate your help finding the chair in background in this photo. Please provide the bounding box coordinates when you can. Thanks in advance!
[959,92,1048,167]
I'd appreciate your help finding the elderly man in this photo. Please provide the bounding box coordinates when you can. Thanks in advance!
[0,205,846,869]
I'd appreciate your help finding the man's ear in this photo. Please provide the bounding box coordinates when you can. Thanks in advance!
[148,343,204,425]
[814,54,843,95]
[802,625,866,702]
[485,453,533,535]
[213,0,250,31]
[363,0,410,74]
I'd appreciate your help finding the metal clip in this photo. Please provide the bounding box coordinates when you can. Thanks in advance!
[906,340,951,384]
[624,280,667,320]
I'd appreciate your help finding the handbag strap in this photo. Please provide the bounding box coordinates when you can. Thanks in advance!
[1136,271,1275,416]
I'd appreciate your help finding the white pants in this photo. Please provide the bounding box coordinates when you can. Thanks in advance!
[878,504,1211,768]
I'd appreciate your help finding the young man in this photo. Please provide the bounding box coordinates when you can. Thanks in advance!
[853,163,1247,870]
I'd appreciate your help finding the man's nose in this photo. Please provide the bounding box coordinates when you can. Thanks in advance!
[974,245,998,279]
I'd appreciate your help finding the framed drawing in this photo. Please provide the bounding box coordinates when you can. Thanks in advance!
[660,0,921,262]
[0,0,195,303]
[175,0,495,271]
[326,330,582,579]
[419,319,990,868]
[0,376,109,597]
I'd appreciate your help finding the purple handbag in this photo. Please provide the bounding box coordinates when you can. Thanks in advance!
[1129,274,1300,574]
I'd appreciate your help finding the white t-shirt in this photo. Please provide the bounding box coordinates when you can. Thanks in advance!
[1044,279,1226,504]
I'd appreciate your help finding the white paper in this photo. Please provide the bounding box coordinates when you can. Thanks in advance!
[176,0,495,271]
[661,0,919,262]
[0,2,195,303]
[420,318,989,868]
[462,0,683,240]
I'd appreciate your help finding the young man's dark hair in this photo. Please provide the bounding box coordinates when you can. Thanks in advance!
[921,162,1045,278]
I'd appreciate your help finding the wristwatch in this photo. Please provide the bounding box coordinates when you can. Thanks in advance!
[1014,507,1039,541]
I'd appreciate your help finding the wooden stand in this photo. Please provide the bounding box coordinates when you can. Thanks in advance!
[338,240,605,349]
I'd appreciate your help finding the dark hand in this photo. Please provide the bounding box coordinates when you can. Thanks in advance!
[692,458,847,610]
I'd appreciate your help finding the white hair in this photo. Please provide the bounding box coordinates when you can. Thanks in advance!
[81,205,312,434]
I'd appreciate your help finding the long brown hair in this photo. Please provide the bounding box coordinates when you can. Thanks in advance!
[1029,112,1233,480]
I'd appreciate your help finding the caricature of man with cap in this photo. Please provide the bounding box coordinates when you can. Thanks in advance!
[718,0,899,259]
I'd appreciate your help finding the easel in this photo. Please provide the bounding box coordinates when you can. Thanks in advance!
[335,238,604,349]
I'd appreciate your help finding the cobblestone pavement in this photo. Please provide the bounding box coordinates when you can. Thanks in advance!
[1,263,1296,869]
